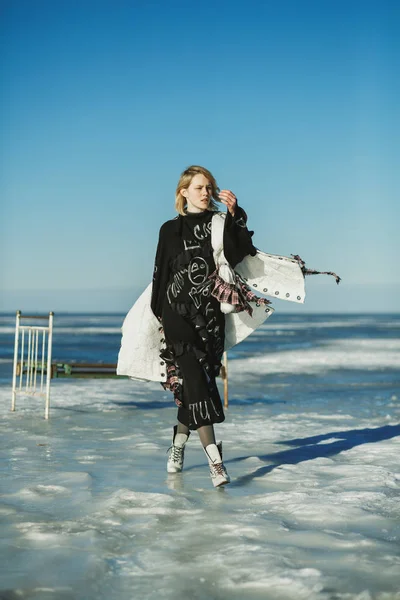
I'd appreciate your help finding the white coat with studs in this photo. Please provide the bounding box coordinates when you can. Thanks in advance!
[116,212,305,383]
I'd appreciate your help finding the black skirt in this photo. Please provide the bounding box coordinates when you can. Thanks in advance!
[161,297,225,430]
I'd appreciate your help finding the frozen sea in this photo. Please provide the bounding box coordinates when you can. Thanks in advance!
[1,312,400,600]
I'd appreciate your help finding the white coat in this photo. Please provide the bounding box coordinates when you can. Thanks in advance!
[116,212,305,382]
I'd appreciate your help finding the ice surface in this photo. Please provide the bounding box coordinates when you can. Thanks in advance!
[230,339,400,376]
[1,314,400,599]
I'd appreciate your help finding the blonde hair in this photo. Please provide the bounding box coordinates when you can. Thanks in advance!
[175,165,220,216]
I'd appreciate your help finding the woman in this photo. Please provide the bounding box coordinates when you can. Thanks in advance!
[151,165,265,487]
[117,166,340,488]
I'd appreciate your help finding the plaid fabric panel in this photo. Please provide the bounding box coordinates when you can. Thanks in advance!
[162,364,183,407]
[291,254,341,284]
[209,270,271,316]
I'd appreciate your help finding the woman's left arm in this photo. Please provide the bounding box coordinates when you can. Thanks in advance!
[219,190,257,268]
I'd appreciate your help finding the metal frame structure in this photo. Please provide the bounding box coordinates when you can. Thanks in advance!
[11,311,54,419]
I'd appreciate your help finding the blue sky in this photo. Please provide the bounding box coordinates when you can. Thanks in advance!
[1,0,398,313]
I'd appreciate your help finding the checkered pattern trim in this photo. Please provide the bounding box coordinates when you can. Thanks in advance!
[209,270,272,317]
[292,255,341,284]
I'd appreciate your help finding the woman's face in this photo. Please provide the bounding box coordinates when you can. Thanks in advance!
[182,173,213,212]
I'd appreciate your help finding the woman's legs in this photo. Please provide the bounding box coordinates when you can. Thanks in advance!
[198,425,230,487]
[176,422,216,448]
[167,423,190,474]
[169,421,229,486]
[197,424,216,448]
[168,423,216,473]
[176,422,190,436]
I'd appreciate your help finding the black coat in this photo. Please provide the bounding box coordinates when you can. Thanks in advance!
[150,206,257,320]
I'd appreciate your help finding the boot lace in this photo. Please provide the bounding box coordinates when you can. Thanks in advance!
[167,445,183,464]
[212,462,226,476]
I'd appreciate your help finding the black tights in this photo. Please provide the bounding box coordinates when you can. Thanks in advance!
[177,422,216,448]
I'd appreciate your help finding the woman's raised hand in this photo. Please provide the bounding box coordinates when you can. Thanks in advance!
[218,190,237,216]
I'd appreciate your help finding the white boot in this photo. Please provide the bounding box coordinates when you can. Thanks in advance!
[167,425,190,474]
[204,442,230,487]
